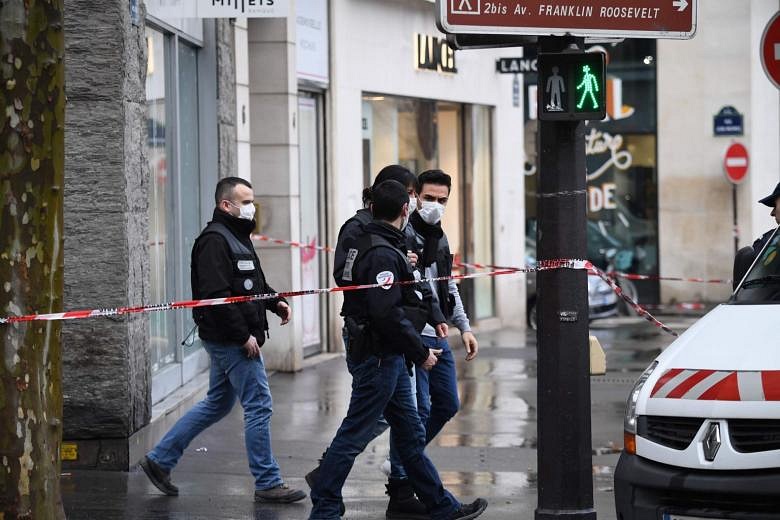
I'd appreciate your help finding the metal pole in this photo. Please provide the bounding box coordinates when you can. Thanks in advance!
[535,36,596,520]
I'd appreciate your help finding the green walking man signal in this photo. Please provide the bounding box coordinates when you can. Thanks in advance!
[537,51,606,121]
[576,64,599,110]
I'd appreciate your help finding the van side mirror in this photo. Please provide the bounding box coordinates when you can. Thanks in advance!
[733,246,755,290]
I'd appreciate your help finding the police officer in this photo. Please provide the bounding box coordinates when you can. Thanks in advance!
[734,182,780,288]
[320,164,447,518]
[308,180,487,520]
[140,177,306,504]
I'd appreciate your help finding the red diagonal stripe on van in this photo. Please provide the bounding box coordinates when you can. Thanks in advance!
[666,370,716,399]
[650,368,684,397]
[699,372,740,401]
[762,371,780,401]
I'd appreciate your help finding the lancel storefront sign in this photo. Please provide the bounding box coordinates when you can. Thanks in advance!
[415,34,457,74]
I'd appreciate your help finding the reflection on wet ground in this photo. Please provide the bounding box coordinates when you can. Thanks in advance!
[62,317,697,519]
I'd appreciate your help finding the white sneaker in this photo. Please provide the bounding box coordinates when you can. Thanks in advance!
[380,458,392,477]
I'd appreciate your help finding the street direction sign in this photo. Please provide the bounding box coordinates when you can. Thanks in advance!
[436,0,697,39]
[724,143,749,184]
[761,11,780,89]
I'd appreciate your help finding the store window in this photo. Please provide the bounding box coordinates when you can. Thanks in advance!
[361,95,495,320]
[145,23,214,403]
[524,40,659,304]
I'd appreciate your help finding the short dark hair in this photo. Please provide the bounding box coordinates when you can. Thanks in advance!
[362,165,417,206]
[417,169,451,194]
[371,180,409,222]
[215,177,252,205]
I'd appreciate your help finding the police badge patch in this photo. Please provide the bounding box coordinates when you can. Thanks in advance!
[376,270,394,290]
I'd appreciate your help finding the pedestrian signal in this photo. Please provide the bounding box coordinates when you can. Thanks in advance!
[537,51,605,121]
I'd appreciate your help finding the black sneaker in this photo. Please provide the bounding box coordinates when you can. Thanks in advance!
[305,465,346,516]
[449,498,488,520]
[139,456,178,496]
[254,483,307,503]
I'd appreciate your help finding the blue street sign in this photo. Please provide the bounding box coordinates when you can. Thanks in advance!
[713,105,743,136]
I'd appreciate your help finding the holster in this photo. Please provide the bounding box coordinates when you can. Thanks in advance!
[344,315,372,363]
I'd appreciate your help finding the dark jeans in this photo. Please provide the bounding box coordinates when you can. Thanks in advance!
[392,335,460,480]
[309,354,459,520]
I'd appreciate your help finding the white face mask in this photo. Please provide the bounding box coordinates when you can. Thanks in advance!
[408,196,418,214]
[229,201,256,221]
[418,200,445,225]
[401,204,411,230]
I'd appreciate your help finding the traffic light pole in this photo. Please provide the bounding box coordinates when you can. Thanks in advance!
[535,36,596,520]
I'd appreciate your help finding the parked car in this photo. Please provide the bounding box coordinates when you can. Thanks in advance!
[614,227,780,518]
[525,237,619,330]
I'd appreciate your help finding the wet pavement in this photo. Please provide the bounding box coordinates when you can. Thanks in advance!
[62,316,695,519]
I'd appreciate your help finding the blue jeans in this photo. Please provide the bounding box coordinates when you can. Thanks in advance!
[309,354,459,520]
[343,327,390,439]
[392,336,460,480]
[147,340,283,491]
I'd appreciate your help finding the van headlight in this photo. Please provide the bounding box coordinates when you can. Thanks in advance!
[623,361,658,454]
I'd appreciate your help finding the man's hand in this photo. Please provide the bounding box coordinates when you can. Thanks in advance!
[421,348,443,371]
[462,331,478,361]
[435,323,448,338]
[407,251,419,268]
[243,335,261,359]
[277,301,291,325]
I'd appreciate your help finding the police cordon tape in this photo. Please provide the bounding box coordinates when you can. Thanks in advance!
[0,263,564,326]
[248,233,682,336]
[250,233,731,285]
[0,259,679,337]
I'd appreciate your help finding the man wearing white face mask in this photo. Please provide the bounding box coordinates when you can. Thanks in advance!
[140,177,305,504]
[388,170,480,496]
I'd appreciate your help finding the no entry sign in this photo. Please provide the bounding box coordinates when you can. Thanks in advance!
[724,143,749,184]
[436,0,697,39]
[761,11,780,89]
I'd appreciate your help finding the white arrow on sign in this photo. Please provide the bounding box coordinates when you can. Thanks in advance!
[672,0,689,12]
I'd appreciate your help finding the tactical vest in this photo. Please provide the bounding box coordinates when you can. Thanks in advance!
[340,231,428,333]
[191,222,267,331]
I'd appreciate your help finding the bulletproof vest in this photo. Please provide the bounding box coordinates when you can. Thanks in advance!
[340,231,428,332]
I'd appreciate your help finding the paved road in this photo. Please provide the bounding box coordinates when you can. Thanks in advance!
[62,317,692,519]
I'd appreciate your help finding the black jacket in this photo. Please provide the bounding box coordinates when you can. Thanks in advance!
[406,213,456,318]
[338,221,429,365]
[333,208,373,286]
[191,209,285,345]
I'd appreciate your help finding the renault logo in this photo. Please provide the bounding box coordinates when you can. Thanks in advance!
[703,422,721,462]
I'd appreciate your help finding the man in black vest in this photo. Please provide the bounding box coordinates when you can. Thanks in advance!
[139,177,306,504]
[734,182,780,288]
[308,180,487,520]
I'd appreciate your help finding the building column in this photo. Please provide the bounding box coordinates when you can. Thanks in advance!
[247,17,303,372]
[61,0,150,469]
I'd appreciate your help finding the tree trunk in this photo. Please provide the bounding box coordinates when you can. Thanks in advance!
[0,0,66,518]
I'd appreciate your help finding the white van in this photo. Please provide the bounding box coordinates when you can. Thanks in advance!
[614,227,780,519]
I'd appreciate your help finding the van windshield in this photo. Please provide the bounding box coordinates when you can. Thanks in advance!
[732,228,780,304]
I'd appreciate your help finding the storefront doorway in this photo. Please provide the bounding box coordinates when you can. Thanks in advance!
[361,95,495,321]
[299,92,328,357]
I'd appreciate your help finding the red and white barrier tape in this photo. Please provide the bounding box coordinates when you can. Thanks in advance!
[0,261,587,326]
[607,271,730,285]
[251,233,730,285]
[586,262,679,337]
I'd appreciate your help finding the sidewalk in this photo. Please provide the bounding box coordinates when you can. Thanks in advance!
[62,322,677,519]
